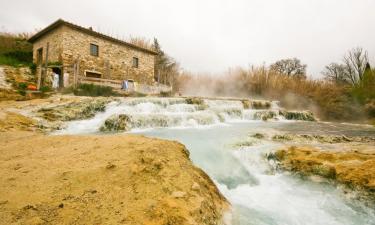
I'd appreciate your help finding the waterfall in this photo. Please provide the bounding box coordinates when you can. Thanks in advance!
[57,97,316,134]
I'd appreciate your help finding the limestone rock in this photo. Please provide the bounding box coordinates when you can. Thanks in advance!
[279,110,316,121]
[37,98,109,122]
[271,146,375,207]
[100,114,131,132]
[185,97,208,110]
[254,111,277,121]
[251,100,271,109]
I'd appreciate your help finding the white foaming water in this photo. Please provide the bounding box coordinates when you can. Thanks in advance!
[139,123,375,225]
[55,98,375,224]
[57,97,286,134]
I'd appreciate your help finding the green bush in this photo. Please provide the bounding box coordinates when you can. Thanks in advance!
[73,83,118,97]
[29,63,37,75]
[0,32,33,67]
[17,82,27,96]
[40,86,51,93]
[0,55,24,67]
[4,51,32,63]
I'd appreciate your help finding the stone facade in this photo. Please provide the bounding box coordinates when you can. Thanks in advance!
[30,20,156,86]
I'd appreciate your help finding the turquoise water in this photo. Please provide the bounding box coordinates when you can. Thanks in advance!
[138,122,375,225]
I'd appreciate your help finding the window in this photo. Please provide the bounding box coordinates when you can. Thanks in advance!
[132,57,139,68]
[85,71,102,78]
[90,43,99,56]
[37,48,43,64]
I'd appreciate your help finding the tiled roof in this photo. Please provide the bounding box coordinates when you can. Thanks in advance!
[28,19,158,55]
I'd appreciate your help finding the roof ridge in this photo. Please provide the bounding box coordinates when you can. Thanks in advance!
[28,19,158,55]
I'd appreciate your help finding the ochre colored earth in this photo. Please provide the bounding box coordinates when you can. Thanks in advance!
[274,145,375,204]
[0,97,229,225]
[0,132,229,225]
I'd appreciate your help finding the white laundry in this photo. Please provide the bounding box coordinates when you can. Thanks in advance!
[52,72,59,89]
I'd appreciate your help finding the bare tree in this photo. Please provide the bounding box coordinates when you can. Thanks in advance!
[323,63,348,84]
[153,38,180,89]
[270,58,307,78]
[343,47,369,85]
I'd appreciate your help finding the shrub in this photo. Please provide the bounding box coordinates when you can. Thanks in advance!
[73,83,118,97]
[17,82,28,96]
[40,86,51,93]
[0,32,33,67]
[0,55,23,67]
[4,51,32,63]
[29,63,37,75]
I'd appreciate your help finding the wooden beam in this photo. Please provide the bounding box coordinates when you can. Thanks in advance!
[37,65,42,90]
[41,42,49,87]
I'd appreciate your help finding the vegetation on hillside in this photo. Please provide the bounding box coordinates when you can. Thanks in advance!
[0,32,33,67]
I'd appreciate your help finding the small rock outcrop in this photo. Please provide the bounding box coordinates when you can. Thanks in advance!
[254,111,277,121]
[241,100,252,109]
[279,110,316,121]
[272,134,375,143]
[269,146,375,207]
[185,97,208,110]
[251,100,271,109]
[100,114,131,132]
[37,98,110,122]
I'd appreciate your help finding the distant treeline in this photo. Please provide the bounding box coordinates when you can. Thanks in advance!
[176,48,375,124]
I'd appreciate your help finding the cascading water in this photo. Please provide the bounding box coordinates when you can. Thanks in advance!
[56,97,375,224]
[139,123,375,225]
[57,97,293,134]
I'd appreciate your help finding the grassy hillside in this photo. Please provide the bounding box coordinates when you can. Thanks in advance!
[0,32,33,67]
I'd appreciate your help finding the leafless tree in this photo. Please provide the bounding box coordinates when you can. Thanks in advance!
[342,47,369,85]
[270,58,307,78]
[323,63,348,84]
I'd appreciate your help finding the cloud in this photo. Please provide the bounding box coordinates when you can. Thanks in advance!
[1,0,374,77]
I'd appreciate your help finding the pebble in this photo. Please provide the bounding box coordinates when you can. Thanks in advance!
[192,182,200,191]
[171,191,186,198]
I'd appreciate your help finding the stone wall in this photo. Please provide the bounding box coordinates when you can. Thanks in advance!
[32,25,156,85]
[60,25,155,84]
[32,26,64,64]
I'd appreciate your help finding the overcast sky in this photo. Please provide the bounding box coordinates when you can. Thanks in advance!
[1,0,374,77]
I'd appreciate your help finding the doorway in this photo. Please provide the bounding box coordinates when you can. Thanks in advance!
[52,67,63,88]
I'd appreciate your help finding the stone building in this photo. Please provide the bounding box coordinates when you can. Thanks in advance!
[28,19,157,87]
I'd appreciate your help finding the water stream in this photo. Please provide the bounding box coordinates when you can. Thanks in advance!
[56,98,375,225]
